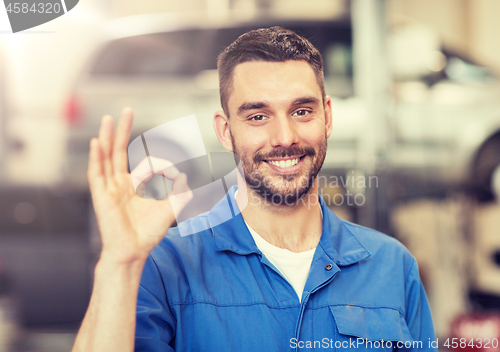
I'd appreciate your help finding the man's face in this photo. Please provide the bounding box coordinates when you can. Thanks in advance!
[226,60,332,206]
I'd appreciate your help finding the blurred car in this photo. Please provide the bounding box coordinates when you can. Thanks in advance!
[61,13,500,205]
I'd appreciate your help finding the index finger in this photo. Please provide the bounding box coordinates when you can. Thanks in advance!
[112,107,134,174]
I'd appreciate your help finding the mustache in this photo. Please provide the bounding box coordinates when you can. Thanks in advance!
[253,146,316,164]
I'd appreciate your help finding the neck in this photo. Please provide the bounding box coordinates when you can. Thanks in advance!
[236,179,323,253]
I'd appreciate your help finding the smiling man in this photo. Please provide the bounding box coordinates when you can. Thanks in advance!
[225,59,328,208]
[72,27,437,352]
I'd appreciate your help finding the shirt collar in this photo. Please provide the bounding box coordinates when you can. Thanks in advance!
[208,186,371,266]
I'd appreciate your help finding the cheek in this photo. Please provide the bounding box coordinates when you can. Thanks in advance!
[296,131,323,147]
[301,124,328,144]
[233,129,269,152]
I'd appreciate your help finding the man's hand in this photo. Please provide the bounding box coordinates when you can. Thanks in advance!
[88,108,192,265]
[72,108,192,352]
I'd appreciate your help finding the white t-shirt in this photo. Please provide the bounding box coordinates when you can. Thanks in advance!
[236,190,322,302]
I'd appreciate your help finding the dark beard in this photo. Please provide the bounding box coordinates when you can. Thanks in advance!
[231,132,327,206]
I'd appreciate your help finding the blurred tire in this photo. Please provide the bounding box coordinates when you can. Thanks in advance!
[471,133,500,202]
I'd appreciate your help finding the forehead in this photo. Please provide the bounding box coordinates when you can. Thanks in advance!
[228,60,322,112]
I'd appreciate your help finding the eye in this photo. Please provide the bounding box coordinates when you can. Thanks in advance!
[249,115,268,121]
[292,109,311,117]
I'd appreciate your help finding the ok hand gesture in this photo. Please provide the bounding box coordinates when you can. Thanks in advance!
[88,108,192,266]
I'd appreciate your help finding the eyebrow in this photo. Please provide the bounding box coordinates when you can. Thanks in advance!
[237,102,270,115]
[236,96,320,115]
[291,96,320,106]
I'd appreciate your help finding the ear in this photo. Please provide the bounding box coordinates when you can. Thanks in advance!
[324,95,333,139]
[213,109,233,152]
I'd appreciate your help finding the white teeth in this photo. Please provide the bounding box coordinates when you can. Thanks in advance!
[268,158,300,168]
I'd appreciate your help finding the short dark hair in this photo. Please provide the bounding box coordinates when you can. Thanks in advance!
[217,26,325,117]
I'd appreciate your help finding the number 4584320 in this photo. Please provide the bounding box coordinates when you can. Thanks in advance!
[5,3,62,14]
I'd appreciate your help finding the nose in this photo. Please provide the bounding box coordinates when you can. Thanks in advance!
[269,115,299,148]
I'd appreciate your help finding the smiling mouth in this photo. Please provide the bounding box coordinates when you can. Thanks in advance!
[264,156,305,169]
